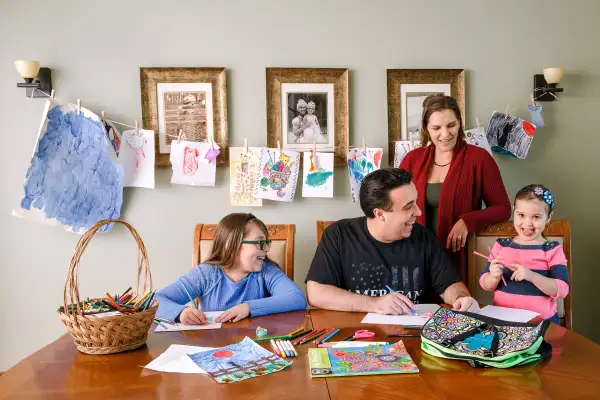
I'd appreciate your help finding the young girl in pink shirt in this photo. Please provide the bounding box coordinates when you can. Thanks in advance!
[480,185,569,324]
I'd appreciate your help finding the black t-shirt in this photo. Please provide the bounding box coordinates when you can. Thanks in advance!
[306,217,460,303]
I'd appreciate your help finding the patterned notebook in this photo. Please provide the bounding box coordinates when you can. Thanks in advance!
[309,340,418,378]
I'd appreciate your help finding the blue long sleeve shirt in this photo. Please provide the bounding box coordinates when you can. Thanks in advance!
[155,262,307,322]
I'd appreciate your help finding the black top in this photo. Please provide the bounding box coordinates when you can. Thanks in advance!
[306,217,460,303]
[426,183,442,234]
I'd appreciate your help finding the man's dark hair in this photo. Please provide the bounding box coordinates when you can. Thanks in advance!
[359,168,413,218]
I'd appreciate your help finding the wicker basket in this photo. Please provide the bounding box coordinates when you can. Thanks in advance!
[57,219,158,355]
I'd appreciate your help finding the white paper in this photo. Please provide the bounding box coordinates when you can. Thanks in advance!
[302,152,334,198]
[154,311,224,332]
[464,126,493,156]
[478,306,539,323]
[253,148,300,202]
[331,341,388,348]
[144,344,216,374]
[118,129,155,188]
[170,141,219,186]
[393,140,419,168]
[361,304,441,326]
[229,147,262,207]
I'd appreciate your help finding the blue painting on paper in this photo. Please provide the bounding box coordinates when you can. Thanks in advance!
[19,104,123,233]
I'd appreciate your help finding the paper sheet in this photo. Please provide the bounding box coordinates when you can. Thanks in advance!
[118,129,155,188]
[347,148,383,202]
[144,344,216,374]
[302,152,334,198]
[154,311,223,332]
[170,141,219,186]
[360,304,441,326]
[478,305,539,323]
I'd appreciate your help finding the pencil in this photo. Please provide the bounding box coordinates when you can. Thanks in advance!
[293,329,320,345]
[179,282,199,310]
[339,333,355,341]
[154,319,167,329]
[270,339,281,356]
[314,328,333,344]
[288,329,312,340]
[386,285,417,315]
[387,334,421,337]
[286,327,304,337]
[295,329,326,345]
[253,335,290,342]
[473,251,508,286]
[320,329,340,343]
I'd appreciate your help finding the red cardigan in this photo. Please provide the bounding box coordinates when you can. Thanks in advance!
[400,139,511,283]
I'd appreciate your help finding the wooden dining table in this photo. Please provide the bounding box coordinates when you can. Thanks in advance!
[1,309,599,400]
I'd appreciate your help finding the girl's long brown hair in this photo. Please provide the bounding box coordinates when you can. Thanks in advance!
[420,95,465,148]
[203,213,277,269]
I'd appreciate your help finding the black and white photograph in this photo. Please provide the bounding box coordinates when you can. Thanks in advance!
[280,82,335,150]
[286,92,328,144]
[486,111,536,159]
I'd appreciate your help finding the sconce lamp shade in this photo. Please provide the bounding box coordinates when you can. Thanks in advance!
[543,68,564,85]
[15,61,41,79]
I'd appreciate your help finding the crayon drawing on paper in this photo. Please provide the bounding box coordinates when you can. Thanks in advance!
[229,147,262,207]
[254,148,300,202]
[302,152,334,198]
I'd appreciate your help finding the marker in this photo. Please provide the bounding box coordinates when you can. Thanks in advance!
[387,334,421,337]
[286,340,299,357]
[270,339,281,356]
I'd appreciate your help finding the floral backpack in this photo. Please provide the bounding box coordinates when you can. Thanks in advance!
[420,308,552,368]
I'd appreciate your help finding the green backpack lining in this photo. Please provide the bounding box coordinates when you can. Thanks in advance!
[420,308,552,369]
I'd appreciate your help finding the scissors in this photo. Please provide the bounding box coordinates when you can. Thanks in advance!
[342,330,376,341]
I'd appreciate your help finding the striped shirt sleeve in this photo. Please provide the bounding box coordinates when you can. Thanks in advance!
[547,245,569,299]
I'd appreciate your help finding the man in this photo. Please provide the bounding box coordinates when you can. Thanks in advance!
[306,168,479,315]
[291,99,308,141]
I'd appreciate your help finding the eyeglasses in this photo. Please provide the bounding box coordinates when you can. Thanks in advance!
[241,239,272,251]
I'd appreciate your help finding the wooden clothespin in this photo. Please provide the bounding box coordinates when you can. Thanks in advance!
[209,135,214,149]
[505,104,510,118]
[312,140,316,156]
[77,99,81,115]
[50,89,56,99]
[244,138,248,153]
[135,120,139,136]
[277,140,281,152]
[476,117,481,129]
[177,128,183,143]
[101,111,106,122]
[362,138,366,153]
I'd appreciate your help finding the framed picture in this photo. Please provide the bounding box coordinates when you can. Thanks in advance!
[140,67,228,167]
[387,69,465,165]
[266,68,349,166]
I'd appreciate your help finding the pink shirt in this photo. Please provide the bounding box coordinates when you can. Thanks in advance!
[479,239,569,319]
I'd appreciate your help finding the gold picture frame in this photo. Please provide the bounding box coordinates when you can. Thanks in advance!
[387,69,465,165]
[266,68,349,166]
[140,67,228,167]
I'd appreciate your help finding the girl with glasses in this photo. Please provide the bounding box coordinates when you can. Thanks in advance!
[155,213,306,324]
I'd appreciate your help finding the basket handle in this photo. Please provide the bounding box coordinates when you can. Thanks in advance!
[63,219,152,316]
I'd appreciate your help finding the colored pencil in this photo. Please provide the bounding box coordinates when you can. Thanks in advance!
[320,328,340,343]
[339,333,355,341]
[178,283,199,310]
[295,328,326,345]
[403,325,423,330]
[270,339,281,356]
[387,334,421,337]
[133,290,151,308]
[154,319,167,329]
[288,329,312,340]
[473,251,508,286]
[386,285,417,315]
[253,335,291,342]
[286,327,304,337]
[299,329,328,345]
[286,340,299,357]
[314,328,334,344]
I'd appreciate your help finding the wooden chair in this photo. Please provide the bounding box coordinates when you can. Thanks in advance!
[193,223,296,280]
[316,221,334,244]
[467,220,572,329]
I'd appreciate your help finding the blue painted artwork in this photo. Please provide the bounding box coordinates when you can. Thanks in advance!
[187,337,290,383]
[18,104,123,233]
[463,331,494,351]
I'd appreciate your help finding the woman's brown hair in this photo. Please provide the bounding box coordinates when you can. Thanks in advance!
[420,95,465,148]
[203,213,277,268]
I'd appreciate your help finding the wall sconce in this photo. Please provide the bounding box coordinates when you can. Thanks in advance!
[533,68,564,101]
[15,60,53,98]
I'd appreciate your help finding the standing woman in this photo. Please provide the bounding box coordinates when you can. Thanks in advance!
[400,95,511,283]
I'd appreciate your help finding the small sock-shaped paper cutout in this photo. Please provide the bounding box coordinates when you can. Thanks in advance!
[528,103,544,128]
